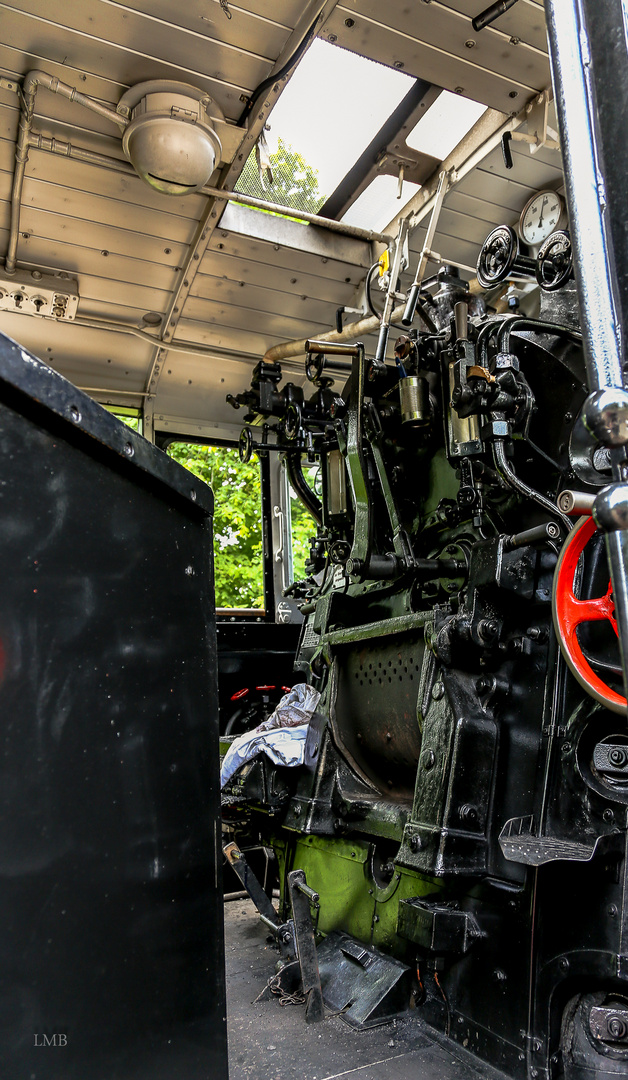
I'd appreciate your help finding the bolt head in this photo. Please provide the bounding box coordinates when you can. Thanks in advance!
[608,1016,627,1039]
[609,747,627,767]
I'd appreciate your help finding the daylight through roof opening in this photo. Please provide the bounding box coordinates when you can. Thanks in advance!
[341,90,487,231]
[234,39,414,217]
[405,90,487,161]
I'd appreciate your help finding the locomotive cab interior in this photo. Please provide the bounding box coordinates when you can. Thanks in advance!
[1,2,628,1079]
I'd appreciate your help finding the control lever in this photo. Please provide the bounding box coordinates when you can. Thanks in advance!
[223,845,325,1023]
[501,131,514,170]
[402,170,449,327]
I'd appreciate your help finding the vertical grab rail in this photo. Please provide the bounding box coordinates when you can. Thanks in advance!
[546,0,628,707]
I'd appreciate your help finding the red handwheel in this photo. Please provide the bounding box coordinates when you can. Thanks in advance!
[553,515,626,714]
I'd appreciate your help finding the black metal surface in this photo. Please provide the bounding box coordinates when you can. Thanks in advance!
[287,869,324,1023]
[0,332,227,1080]
[398,897,483,955]
[333,634,424,797]
[317,931,412,1029]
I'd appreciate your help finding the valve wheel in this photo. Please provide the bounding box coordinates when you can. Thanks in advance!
[238,426,253,464]
[552,515,626,714]
[536,230,573,292]
[476,225,518,288]
[284,401,302,441]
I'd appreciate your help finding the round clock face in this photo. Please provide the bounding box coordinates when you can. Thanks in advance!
[519,190,564,246]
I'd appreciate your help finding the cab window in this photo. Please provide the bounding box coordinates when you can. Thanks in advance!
[167,443,264,611]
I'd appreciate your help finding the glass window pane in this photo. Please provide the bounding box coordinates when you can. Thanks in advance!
[289,462,321,583]
[167,443,264,610]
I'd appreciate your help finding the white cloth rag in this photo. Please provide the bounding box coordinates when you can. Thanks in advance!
[220,683,320,787]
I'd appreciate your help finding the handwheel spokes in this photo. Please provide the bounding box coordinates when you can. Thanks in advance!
[553,514,626,714]
[562,580,618,636]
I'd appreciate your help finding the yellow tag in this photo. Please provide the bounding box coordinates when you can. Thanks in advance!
[378,249,390,276]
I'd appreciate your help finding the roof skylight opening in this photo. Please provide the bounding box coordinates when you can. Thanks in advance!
[341,174,422,233]
[235,38,414,217]
[405,90,487,161]
[341,90,487,231]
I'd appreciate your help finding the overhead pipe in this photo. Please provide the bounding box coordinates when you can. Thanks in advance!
[71,315,308,377]
[198,187,392,245]
[28,133,135,176]
[21,71,128,131]
[5,70,128,274]
[26,134,393,245]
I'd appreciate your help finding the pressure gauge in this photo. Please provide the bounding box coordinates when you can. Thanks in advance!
[518,190,566,247]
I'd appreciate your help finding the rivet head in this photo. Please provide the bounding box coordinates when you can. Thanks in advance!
[432,682,444,700]
[423,749,436,771]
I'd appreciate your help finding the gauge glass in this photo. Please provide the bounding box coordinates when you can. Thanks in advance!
[520,191,563,246]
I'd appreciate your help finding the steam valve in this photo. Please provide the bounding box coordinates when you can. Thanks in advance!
[476,225,536,289]
[535,231,574,291]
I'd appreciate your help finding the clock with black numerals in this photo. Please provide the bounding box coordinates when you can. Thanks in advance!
[518,189,566,247]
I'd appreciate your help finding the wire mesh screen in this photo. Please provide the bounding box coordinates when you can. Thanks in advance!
[234,137,328,216]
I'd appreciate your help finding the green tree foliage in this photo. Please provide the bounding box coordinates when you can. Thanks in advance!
[290,465,321,581]
[166,443,265,609]
[116,425,322,607]
[236,137,327,215]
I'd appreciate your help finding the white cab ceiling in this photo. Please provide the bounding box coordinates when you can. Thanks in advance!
[0,0,560,439]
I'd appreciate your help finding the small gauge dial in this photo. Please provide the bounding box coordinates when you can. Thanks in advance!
[519,190,565,247]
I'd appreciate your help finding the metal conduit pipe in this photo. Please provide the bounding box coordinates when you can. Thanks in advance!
[493,439,572,532]
[26,135,390,243]
[198,187,393,245]
[28,133,136,176]
[5,70,128,274]
[71,316,308,377]
[5,82,36,274]
[21,70,128,131]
